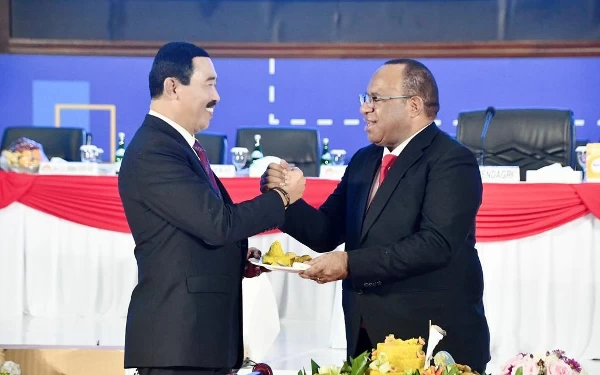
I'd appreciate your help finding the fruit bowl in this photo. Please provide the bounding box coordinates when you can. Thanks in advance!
[0,137,48,174]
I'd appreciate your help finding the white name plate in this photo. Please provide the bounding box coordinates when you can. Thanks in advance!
[319,165,347,180]
[210,164,236,178]
[39,162,119,175]
[525,170,583,183]
[479,166,520,183]
[39,162,101,175]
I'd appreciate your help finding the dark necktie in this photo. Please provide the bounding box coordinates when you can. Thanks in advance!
[193,139,220,196]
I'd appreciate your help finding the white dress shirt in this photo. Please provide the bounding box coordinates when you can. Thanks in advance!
[149,110,197,153]
[368,125,430,204]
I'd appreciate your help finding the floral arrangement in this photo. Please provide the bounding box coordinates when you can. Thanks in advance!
[0,360,21,375]
[298,348,481,375]
[499,350,587,375]
[300,324,485,375]
[298,350,370,375]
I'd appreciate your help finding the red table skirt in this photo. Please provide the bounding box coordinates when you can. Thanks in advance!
[1,170,599,242]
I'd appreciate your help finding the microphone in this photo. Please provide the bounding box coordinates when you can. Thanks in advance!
[479,106,496,166]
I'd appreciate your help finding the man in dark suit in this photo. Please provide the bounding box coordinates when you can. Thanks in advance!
[261,59,490,373]
[118,42,305,375]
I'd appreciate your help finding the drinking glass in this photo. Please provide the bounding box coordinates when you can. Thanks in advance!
[576,145,587,179]
[80,145,98,163]
[231,147,249,172]
[331,149,347,165]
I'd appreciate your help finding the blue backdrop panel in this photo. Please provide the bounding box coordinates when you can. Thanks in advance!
[33,80,90,131]
[0,55,598,163]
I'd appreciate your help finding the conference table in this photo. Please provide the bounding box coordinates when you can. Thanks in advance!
[1,170,599,363]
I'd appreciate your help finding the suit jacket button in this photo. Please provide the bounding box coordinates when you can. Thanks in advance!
[356,289,363,295]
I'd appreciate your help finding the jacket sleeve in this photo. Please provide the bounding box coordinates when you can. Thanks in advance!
[280,153,360,252]
[133,138,285,247]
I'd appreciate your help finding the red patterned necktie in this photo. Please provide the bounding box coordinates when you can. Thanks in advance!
[193,139,220,196]
[379,154,398,186]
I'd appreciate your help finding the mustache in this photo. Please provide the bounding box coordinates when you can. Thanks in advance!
[206,101,217,108]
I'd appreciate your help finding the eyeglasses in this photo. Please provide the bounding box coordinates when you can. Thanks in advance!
[359,93,413,105]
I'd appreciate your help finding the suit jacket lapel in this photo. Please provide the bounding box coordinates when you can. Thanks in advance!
[354,147,383,238]
[145,115,221,198]
[360,124,439,242]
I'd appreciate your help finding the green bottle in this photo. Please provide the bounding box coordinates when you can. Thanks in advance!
[115,132,126,174]
[250,134,264,164]
[320,138,331,165]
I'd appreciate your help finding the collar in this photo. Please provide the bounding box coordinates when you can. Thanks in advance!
[383,124,430,158]
[148,110,196,148]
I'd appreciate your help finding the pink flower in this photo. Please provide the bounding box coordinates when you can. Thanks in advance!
[547,360,575,375]
[516,360,541,375]
[499,354,526,375]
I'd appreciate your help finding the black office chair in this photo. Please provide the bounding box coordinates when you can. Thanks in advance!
[195,132,228,164]
[1,126,86,161]
[236,127,320,177]
[456,109,575,180]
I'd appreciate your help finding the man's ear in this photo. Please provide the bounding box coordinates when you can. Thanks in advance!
[409,96,424,118]
[163,77,179,99]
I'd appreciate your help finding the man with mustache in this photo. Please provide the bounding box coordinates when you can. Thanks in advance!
[118,42,306,375]
[261,59,490,373]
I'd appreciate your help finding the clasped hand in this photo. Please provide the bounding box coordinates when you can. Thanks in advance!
[260,160,306,205]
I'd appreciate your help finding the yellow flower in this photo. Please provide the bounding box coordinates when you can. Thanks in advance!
[317,365,342,375]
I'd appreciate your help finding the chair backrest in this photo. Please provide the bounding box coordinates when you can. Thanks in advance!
[456,109,575,180]
[196,132,227,164]
[1,126,86,161]
[236,127,320,177]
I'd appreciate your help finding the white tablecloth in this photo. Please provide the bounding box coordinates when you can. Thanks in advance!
[0,202,282,361]
[1,202,599,361]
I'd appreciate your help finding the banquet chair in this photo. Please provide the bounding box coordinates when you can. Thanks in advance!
[1,126,86,161]
[236,127,320,177]
[456,109,575,180]
[196,132,228,164]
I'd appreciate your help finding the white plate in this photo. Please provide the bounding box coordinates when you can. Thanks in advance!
[248,257,310,273]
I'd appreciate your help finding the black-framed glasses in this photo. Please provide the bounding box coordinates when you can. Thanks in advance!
[359,93,413,105]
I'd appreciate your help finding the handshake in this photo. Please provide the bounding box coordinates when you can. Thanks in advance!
[260,160,306,207]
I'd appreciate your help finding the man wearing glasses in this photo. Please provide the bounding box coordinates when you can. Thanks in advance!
[261,59,490,374]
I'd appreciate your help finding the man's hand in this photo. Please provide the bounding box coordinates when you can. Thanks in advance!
[243,247,269,278]
[299,251,349,284]
[283,166,306,204]
[260,161,287,192]
[247,247,261,260]
[260,160,306,204]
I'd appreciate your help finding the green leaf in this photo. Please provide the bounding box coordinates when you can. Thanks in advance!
[515,367,523,375]
[350,351,371,375]
[445,365,460,375]
[299,369,305,375]
[311,359,320,375]
[340,361,352,374]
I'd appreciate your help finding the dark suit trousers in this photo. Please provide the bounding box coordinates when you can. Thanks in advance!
[353,327,373,358]
[137,367,230,375]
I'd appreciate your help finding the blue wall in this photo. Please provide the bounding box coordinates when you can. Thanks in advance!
[1,54,599,163]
